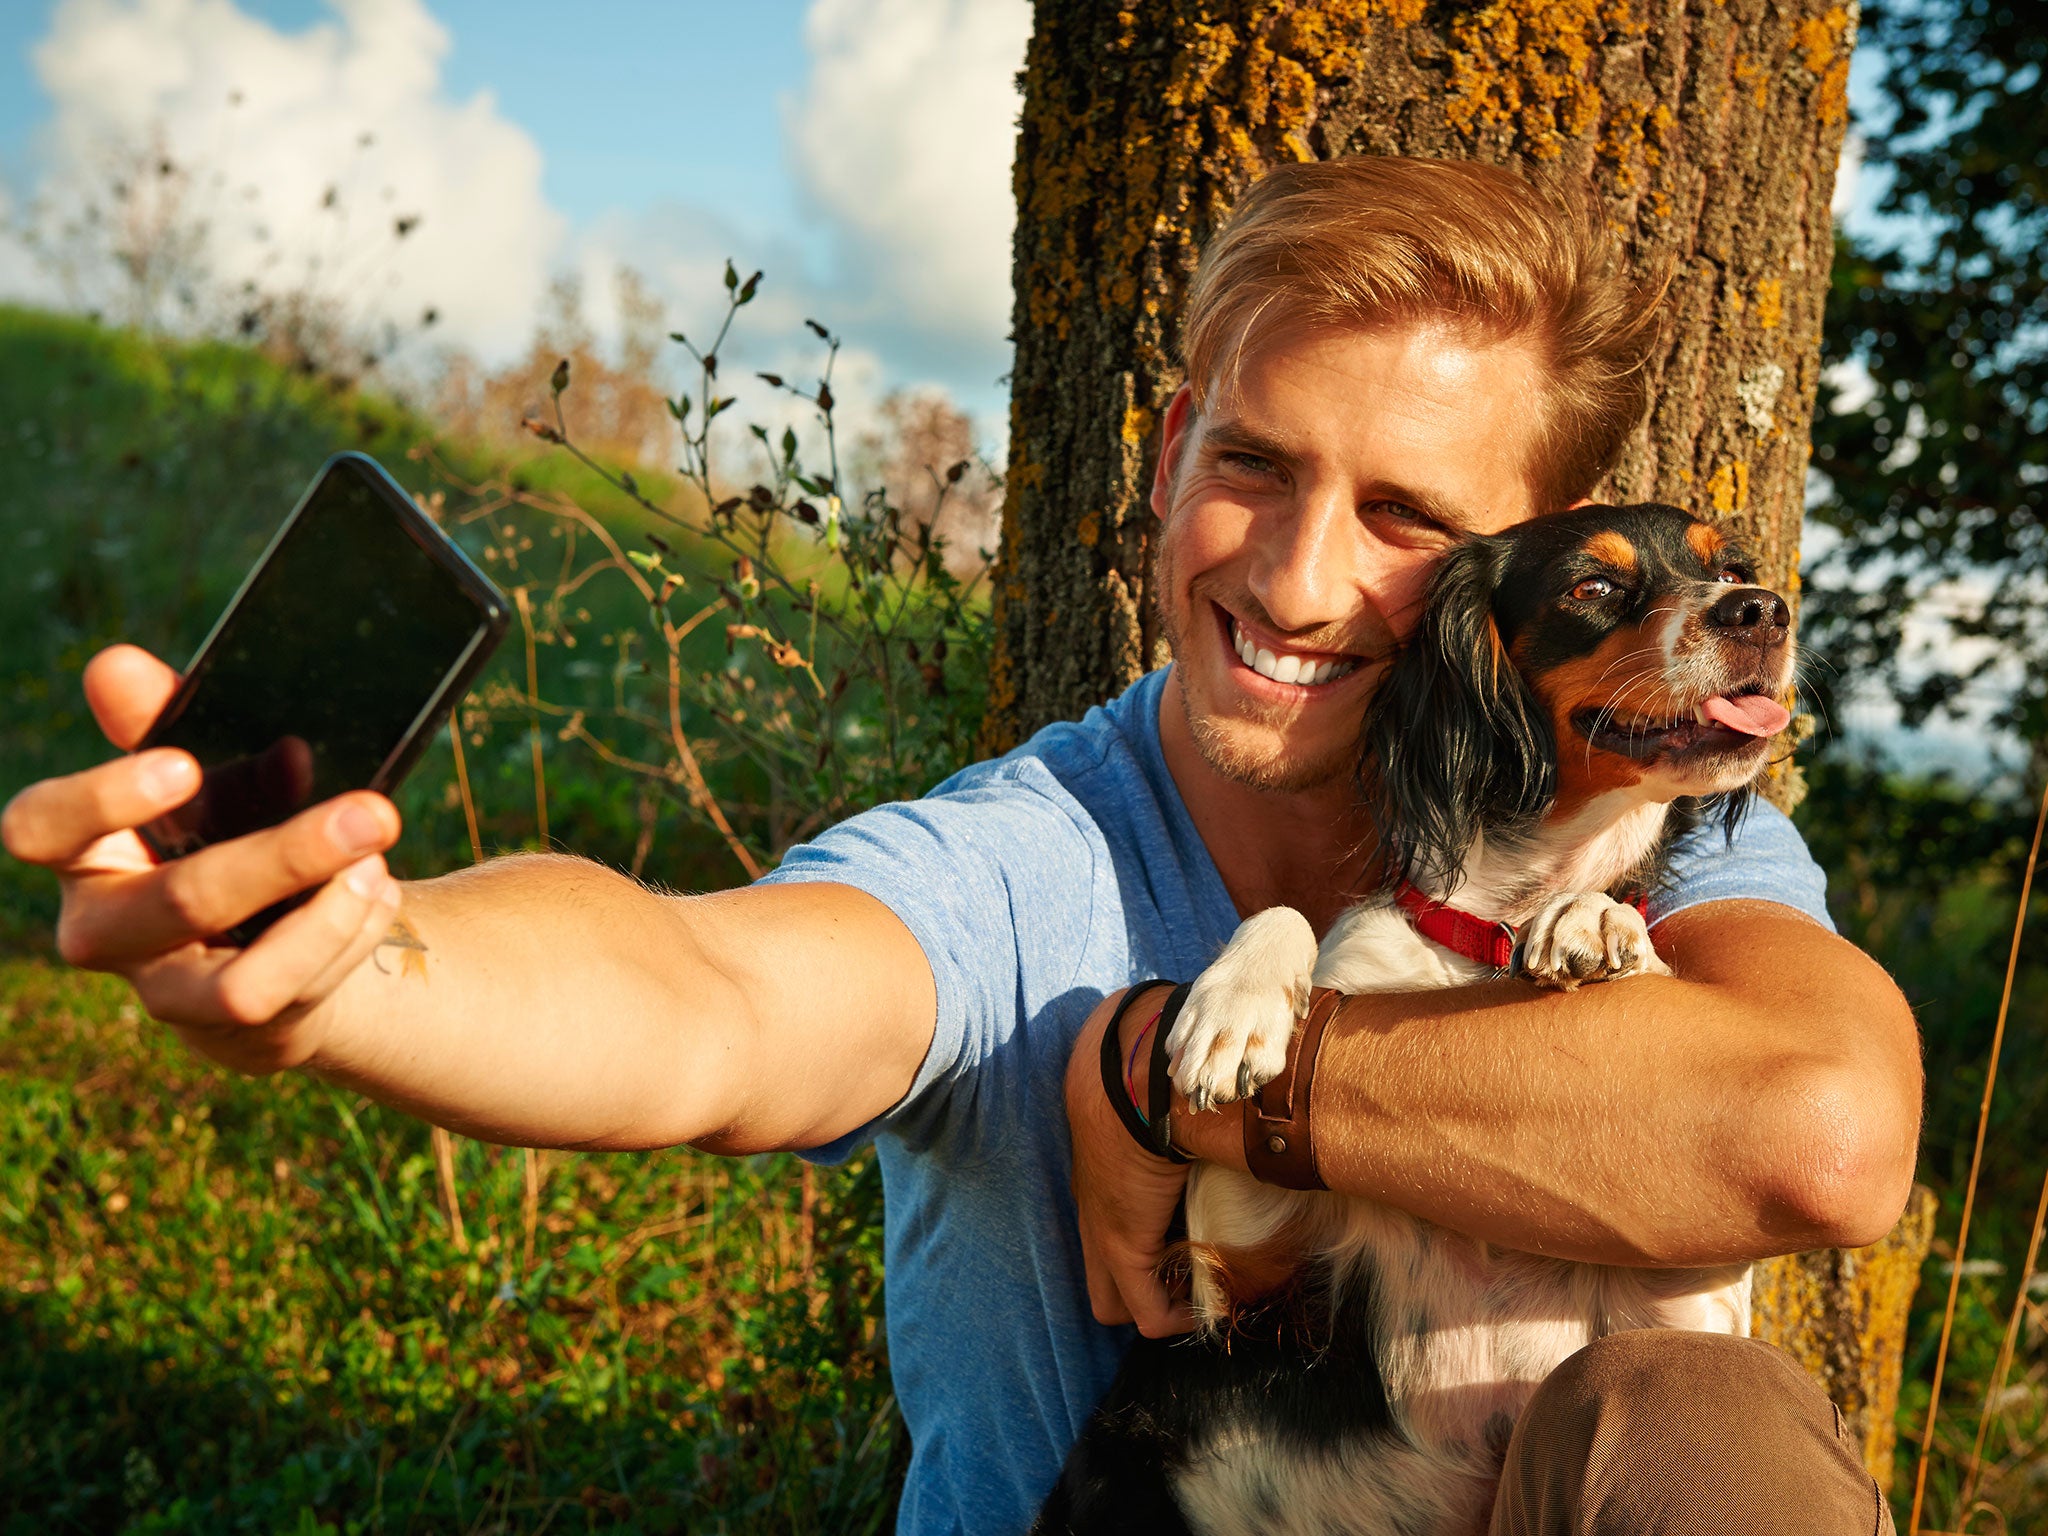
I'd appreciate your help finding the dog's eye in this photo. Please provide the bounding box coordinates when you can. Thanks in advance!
[1716,567,1749,585]
[1570,578,1616,602]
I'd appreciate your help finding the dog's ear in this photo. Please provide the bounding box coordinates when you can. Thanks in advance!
[1359,536,1555,895]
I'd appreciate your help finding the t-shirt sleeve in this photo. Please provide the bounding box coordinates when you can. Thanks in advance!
[753,764,1100,1162]
[1646,796,1835,933]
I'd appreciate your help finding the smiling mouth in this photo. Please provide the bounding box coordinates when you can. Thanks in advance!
[1224,613,1360,688]
[1572,690,1792,759]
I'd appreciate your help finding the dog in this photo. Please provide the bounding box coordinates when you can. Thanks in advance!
[1037,502,1797,1536]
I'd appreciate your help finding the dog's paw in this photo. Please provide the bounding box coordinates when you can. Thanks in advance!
[1168,907,1319,1112]
[1519,892,1669,991]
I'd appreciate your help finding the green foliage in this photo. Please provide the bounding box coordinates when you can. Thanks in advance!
[1797,759,2048,1523]
[509,273,995,879]
[1806,0,2048,746]
[0,957,900,1534]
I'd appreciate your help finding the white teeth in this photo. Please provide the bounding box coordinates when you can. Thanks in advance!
[1693,704,1709,724]
[1231,620,1355,687]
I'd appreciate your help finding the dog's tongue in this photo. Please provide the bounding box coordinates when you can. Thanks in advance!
[1702,694,1791,737]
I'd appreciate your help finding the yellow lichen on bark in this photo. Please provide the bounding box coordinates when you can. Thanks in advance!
[1706,459,1750,514]
[1794,7,1858,126]
[1444,0,1640,158]
[1751,1187,1936,1489]
[1756,277,1784,330]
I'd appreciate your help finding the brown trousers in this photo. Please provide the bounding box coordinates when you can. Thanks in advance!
[1490,1331,1897,1536]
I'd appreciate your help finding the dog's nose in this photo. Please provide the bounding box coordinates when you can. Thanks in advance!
[1704,586,1790,647]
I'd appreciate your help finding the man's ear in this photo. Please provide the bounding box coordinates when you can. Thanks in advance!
[1359,538,1555,895]
[1149,385,1197,522]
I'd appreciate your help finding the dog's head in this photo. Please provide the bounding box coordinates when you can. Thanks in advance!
[1361,503,1796,893]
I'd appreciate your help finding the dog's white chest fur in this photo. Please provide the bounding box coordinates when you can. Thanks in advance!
[1167,901,1752,1536]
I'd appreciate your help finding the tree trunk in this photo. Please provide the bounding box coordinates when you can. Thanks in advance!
[998,0,1929,1481]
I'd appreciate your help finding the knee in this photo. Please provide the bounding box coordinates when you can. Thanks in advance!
[1497,1331,1879,1535]
[1537,1329,1819,1424]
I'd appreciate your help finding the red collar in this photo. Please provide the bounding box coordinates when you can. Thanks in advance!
[1392,882,1651,973]
[1393,882,1519,970]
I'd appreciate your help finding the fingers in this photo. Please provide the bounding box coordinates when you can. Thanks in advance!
[1114,1245,1195,1338]
[131,855,402,1044]
[57,791,400,965]
[1079,1212,1195,1335]
[83,644,182,750]
[1,748,199,867]
[1081,1222,1135,1327]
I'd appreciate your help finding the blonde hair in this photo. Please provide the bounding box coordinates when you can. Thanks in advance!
[1181,157,1666,510]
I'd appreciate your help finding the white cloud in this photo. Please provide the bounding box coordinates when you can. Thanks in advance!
[784,0,1030,385]
[13,0,561,361]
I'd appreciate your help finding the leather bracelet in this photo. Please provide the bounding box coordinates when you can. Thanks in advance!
[1147,983,1194,1163]
[1242,986,1342,1190]
[1097,981,1192,1164]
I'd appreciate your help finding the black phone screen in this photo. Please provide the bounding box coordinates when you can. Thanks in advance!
[139,455,502,872]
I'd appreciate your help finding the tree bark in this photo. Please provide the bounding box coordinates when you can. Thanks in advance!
[999,0,1928,1479]
[1751,1184,1936,1492]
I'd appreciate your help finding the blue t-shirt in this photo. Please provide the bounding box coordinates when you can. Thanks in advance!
[756,666,1833,1536]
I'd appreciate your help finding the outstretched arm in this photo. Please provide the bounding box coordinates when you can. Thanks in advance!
[3,645,936,1155]
[308,863,934,1153]
[1071,902,1922,1335]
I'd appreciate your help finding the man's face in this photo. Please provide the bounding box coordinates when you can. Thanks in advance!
[1154,318,1549,793]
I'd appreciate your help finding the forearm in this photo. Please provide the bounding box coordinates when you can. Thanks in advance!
[1170,904,1922,1266]
[307,853,750,1150]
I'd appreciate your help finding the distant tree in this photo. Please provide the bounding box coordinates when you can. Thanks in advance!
[1807,0,2047,777]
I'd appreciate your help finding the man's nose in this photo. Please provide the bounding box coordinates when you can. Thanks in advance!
[1246,489,1354,631]
[1703,586,1791,648]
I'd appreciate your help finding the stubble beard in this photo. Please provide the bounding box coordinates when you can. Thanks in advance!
[1159,568,1380,796]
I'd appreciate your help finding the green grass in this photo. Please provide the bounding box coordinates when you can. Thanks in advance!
[1797,759,2048,1524]
[0,956,900,1535]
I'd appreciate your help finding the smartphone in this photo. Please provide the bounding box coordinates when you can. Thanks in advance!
[136,451,509,945]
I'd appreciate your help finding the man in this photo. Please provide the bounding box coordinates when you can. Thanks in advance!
[3,158,1919,1534]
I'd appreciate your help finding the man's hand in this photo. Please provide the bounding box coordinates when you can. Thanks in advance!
[1065,985,1196,1338]
[0,644,405,1074]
